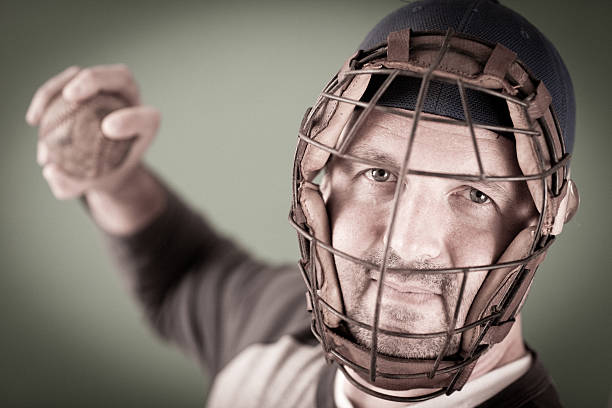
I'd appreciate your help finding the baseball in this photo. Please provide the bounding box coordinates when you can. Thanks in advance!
[38,92,136,179]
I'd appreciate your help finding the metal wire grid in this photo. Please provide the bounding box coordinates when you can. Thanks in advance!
[289,29,566,401]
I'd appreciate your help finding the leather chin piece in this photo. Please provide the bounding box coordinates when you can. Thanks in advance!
[289,28,579,402]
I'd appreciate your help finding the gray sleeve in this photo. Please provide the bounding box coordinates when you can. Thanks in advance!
[83,184,311,375]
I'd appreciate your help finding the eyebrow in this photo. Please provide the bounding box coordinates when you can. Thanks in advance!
[342,145,402,173]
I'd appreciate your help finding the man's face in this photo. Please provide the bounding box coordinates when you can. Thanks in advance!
[322,110,537,359]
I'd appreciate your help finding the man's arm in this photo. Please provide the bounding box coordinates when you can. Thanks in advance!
[28,64,311,376]
[82,163,167,236]
[87,167,310,375]
[80,164,238,369]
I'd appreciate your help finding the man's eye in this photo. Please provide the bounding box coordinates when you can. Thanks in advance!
[365,168,394,182]
[469,188,490,204]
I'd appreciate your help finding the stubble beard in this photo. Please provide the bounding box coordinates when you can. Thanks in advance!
[339,251,468,360]
[348,302,461,359]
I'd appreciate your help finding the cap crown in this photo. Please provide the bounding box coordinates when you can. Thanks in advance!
[359,0,575,152]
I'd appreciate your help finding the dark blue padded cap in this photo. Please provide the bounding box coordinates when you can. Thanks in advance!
[358,0,575,153]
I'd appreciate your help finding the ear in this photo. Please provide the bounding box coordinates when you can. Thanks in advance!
[564,179,579,223]
[320,170,331,202]
[551,178,579,235]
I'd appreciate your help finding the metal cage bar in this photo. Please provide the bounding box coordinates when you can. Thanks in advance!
[369,28,456,382]
[314,286,501,339]
[336,70,400,154]
[288,215,555,275]
[341,68,531,108]
[319,92,540,136]
[339,365,447,403]
[297,131,570,182]
[332,344,487,380]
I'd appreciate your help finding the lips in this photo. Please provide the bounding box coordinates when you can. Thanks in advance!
[369,271,442,296]
[383,280,436,295]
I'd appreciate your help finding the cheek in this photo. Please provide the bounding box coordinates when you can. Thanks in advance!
[327,190,390,309]
[327,189,388,256]
[334,256,372,311]
[446,216,508,268]
[445,221,504,324]
[330,207,380,300]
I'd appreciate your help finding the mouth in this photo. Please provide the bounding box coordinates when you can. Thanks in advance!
[368,270,443,308]
[369,270,442,295]
[383,281,436,295]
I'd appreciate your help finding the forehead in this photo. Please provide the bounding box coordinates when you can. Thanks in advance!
[342,110,519,177]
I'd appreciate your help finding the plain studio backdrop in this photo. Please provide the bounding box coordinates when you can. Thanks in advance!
[1,1,610,407]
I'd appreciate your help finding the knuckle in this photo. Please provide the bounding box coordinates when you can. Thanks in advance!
[35,87,51,102]
[56,189,77,200]
[36,82,57,100]
[139,107,161,133]
[79,68,96,83]
[61,65,81,79]
[115,64,135,83]
[149,107,161,125]
[128,81,140,95]
[115,63,131,76]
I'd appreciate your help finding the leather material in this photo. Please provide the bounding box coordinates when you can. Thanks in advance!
[296,53,371,328]
[299,182,343,328]
[387,28,411,62]
[461,227,545,352]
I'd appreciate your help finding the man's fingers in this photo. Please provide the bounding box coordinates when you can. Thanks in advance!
[25,66,80,126]
[79,106,160,195]
[89,113,158,195]
[37,140,49,167]
[62,64,140,105]
[101,106,161,139]
[32,64,156,200]
[42,163,89,200]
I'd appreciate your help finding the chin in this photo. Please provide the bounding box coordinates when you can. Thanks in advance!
[350,325,459,359]
[347,305,460,359]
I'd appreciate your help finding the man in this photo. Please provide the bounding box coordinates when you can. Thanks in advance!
[26,0,578,406]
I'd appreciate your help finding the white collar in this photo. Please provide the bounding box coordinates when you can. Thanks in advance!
[334,353,532,408]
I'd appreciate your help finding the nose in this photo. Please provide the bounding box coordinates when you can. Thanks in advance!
[382,183,447,264]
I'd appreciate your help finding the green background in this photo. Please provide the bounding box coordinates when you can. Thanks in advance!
[1,0,610,406]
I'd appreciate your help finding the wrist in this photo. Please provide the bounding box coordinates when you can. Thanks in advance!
[84,164,168,236]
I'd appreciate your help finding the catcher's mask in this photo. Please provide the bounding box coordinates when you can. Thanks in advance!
[289,27,578,402]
